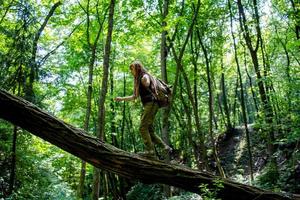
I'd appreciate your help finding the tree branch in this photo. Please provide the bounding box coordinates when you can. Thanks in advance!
[38,20,83,66]
[0,0,13,25]
[34,1,62,53]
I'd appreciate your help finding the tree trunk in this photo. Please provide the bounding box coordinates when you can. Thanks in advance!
[229,0,254,182]
[0,89,294,200]
[160,0,171,152]
[93,0,115,199]
[170,0,209,170]
[173,51,208,170]
[110,63,118,148]
[245,59,259,116]
[109,60,122,199]
[0,1,13,25]
[25,1,62,102]
[8,85,21,196]
[121,73,126,150]
[78,3,102,195]
[237,0,275,158]
[92,168,100,200]
[198,32,226,178]
[232,78,239,127]
[179,76,201,169]
[220,59,232,131]
[160,1,171,196]
[8,126,17,195]
[97,0,115,145]
[289,0,300,40]
[276,30,292,126]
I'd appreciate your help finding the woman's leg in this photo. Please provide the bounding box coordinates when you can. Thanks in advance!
[139,102,157,155]
[149,124,167,148]
[147,104,172,153]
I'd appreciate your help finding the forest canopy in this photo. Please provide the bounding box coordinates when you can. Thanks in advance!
[0,0,299,199]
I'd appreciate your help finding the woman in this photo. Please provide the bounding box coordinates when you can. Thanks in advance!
[115,61,172,158]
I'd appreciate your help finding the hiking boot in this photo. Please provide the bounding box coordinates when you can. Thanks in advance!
[164,146,173,154]
[164,145,173,155]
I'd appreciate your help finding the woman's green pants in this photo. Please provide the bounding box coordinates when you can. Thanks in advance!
[139,102,167,153]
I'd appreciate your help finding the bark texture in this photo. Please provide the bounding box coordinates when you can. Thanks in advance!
[0,89,294,200]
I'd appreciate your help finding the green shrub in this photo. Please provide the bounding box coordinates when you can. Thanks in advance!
[126,183,165,200]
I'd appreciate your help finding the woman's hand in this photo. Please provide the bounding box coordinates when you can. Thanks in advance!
[114,97,123,102]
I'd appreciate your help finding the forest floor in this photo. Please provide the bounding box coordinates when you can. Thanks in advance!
[218,124,267,182]
[217,124,299,193]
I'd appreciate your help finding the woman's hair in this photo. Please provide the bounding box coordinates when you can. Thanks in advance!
[130,61,157,97]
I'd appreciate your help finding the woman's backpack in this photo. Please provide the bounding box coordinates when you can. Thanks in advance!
[151,78,172,108]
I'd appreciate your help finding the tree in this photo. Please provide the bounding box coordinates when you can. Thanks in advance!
[1,0,299,197]
[77,0,106,198]
[25,1,62,102]
[92,0,115,199]
[170,0,209,170]
[160,0,171,158]
[228,0,254,182]
[197,28,226,178]
[237,0,275,160]
[0,89,294,200]
[3,2,61,195]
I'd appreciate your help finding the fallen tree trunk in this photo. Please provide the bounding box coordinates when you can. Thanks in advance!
[0,89,294,200]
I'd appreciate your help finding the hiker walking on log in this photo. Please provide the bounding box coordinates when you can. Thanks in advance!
[115,61,172,158]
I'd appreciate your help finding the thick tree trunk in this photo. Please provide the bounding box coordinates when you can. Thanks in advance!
[0,90,295,200]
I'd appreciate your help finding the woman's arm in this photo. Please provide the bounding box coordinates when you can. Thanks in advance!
[115,95,137,102]
[115,74,150,102]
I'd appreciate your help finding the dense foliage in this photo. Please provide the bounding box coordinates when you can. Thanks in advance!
[0,0,299,199]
